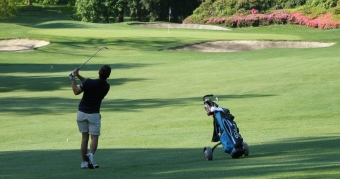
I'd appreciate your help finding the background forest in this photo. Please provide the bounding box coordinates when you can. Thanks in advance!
[2,0,340,29]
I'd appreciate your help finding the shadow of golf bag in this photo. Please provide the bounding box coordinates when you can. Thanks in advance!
[202,94,249,160]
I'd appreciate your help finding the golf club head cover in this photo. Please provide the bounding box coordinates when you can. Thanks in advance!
[69,71,75,80]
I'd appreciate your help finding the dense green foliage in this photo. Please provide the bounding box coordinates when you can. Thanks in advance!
[75,0,124,23]
[188,0,307,19]
[0,0,62,20]
[74,0,201,23]
[35,0,58,5]
[0,0,21,20]
[1,0,200,22]
[184,0,340,29]
[26,0,59,5]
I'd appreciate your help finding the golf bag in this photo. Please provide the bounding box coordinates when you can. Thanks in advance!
[202,94,249,160]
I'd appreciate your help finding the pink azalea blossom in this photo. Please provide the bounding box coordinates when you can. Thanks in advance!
[202,10,340,29]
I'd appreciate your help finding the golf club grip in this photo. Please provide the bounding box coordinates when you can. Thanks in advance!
[203,94,214,101]
[69,68,80,76]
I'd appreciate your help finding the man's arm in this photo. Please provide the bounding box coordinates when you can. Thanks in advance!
[71,69,84,95]
[71,80,83,95]
[76,74,86,82]
[74,69,86,82]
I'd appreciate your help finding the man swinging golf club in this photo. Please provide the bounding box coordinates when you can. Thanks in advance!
[70,64,111,169]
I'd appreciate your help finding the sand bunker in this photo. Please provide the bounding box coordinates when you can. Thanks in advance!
[0,39,50,52]
[168,40,335,52]
[131,24,334,52]
[0,36,334,53]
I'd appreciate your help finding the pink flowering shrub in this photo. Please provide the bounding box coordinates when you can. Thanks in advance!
[204,10,294,28]
[251,8,259,14]
[203,9,340,29]
[290,12,340,29]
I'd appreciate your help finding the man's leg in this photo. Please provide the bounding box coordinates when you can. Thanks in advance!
[90,135,99,154]
[85,135,99,168]
[81,132,89,161]
[86,113,101,168]
[77,111,91,168]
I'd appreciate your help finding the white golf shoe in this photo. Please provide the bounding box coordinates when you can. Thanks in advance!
[85,153,99,169]
[81,161,88,169]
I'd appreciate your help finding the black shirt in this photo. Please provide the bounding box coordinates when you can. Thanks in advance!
[78,78,110,113]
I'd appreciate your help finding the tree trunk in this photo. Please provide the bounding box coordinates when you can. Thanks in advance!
[27,0,32,5]
[118,7,124,22]
[103,12,109,23]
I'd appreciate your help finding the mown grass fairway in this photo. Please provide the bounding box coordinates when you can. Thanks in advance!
[1,5,340,179]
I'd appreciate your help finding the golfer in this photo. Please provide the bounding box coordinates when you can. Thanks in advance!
[70,65,111,169]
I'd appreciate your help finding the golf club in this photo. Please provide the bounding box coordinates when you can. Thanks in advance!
[77,46,108,70]
[69,46,108,76]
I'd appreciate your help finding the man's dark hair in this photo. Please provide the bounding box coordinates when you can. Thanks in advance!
[99,65,111,80]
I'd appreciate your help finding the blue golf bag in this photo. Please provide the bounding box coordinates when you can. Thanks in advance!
[203,95,249,160]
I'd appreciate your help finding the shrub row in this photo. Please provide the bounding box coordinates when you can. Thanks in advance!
[184,9,340,29]
[183,0,340,28]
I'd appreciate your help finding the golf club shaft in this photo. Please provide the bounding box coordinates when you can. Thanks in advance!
[77,46,108,70]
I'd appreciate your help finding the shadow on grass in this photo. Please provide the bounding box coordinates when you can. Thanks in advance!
[0,62,275,115]
[0,63,149,93]
[0,63,150,74]
[1,94,275,115]
[101,94,276,112]
[0,5,72,26]
[0,76,146,93]
[0,136,339,179]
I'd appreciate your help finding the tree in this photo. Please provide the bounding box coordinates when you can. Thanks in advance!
[117,0,127,22]
[128,0,201,22]
[128,0,149,21]
[26,0,59,5]
[164,0,201,22]
[76,0,104,22]
[75,0,127,23]
[35,0,58,5]
[74,0,200,23]
[0,0,21,20]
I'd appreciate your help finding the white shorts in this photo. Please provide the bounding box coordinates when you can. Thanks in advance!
[77,111,101,136]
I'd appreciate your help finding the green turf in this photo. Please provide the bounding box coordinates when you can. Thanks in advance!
[1,5,340,179]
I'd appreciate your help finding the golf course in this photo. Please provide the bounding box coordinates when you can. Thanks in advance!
[1,5,340,179]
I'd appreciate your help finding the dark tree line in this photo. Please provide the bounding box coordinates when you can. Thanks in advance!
[1,0,202,23]
[75,0,202,23]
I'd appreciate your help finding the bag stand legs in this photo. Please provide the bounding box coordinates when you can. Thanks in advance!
[212,142,221,152]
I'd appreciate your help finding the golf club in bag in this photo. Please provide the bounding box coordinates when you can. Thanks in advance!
[202,94,249,160]
[69,46,108,79]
